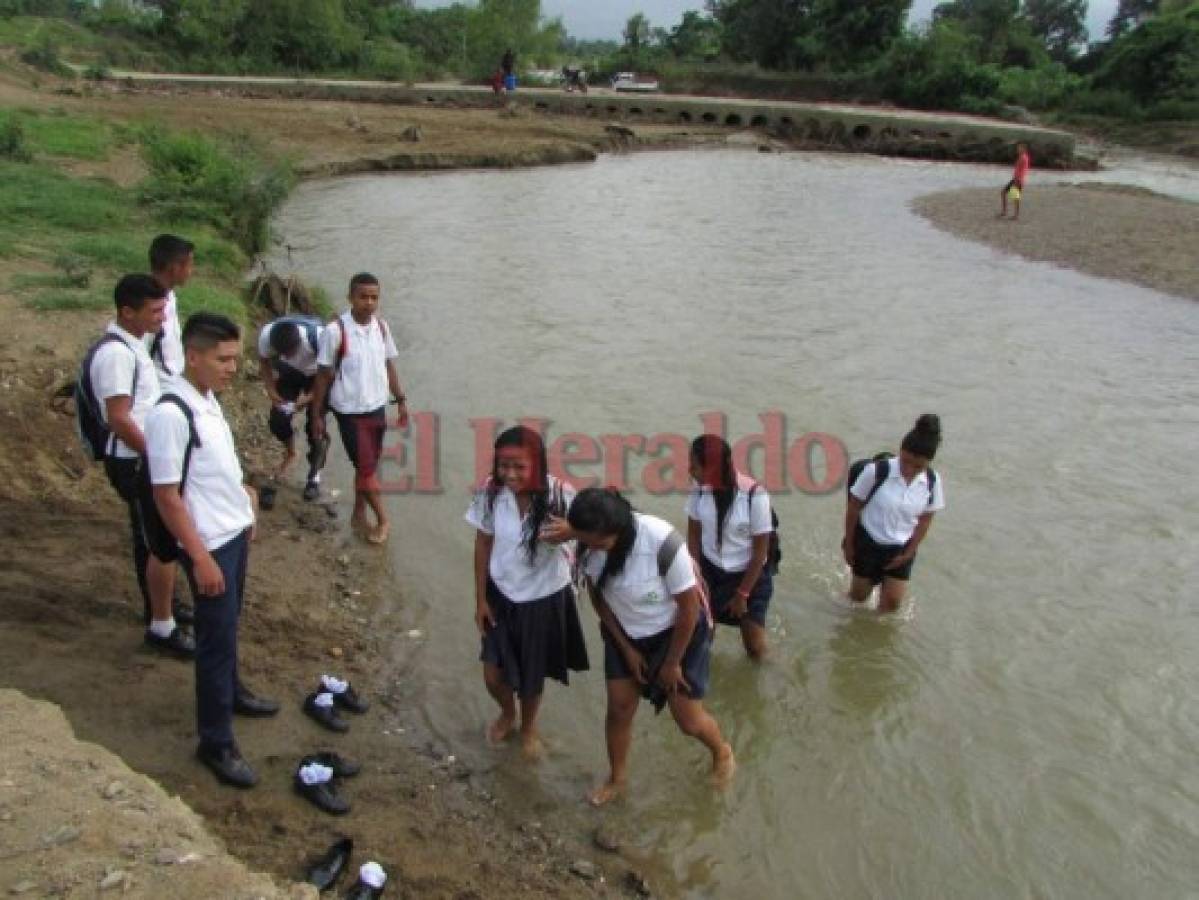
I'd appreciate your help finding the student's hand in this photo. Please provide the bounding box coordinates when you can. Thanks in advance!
[841,537,854,567]
[194,552,225,597]
[294,391,312,411]
[475,601,496,635]
[621,644,649,685]
[539,515,573,545]
[395,399,409,429]
[657,662,691,696]
[884,551,913,571]
[728,590,750,619]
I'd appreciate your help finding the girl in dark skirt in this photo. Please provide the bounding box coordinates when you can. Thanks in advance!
[568,487,735,806]
[465,426,588,759]
[842,414,946,613]
[686,435,774,659]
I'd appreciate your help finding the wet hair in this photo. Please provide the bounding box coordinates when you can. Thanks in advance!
[149,234,194,272]
[901,414,942,461]
[113,273,167,312]
[690,434,736,549]
[348,272,379,296]
[567,487,636,589]
[488,426,552,562]
[269,322,301,357]
[182,312,240,351]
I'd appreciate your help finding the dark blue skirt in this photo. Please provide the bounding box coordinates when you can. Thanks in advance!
[699,554,773,627]
[480,579,589,700]
[601,615,712,713]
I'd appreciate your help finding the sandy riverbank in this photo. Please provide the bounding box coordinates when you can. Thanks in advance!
[912,183,1198,301]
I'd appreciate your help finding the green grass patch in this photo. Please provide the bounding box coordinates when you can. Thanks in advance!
[0,160,132,243]
[28,287,110,312]
[175,282,248,329]
[9,272,80,290]
[66,230,246,279]
[0,108,113,160]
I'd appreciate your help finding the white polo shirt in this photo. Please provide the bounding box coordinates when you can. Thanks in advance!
[583,514,697,639]
[258,319,322,377]
[144,376,254,552]
[851,460,945,546]
[148,289,185,383]
[684,472,772,572]
[90,324,161,460]
[465,476,576,603]
[316,313,399,414]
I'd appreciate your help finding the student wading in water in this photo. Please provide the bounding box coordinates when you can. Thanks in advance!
[465,427,588,760]
[843,414,946,613]
[568,488,735,806]
[686,435,775,659]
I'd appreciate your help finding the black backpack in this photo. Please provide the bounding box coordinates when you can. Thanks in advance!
[274,315,322,354]
[847,453,937,507]
[136,394,200,562]
[745,484,782,575]
[76,333,139,462]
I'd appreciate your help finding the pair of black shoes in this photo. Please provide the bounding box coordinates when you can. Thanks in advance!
[303,682,369,732]
[294,752,359,815]
[144,626,195,659]
[306,838,386,897]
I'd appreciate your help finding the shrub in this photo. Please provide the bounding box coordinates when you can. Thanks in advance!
[0,116,33,163]
[20,36,74,78]
[996,62,1083,111]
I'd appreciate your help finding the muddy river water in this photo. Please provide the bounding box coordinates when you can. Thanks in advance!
[268,148,1199,898]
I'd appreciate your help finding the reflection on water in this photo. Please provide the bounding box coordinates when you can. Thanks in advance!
[268,148,1199,899]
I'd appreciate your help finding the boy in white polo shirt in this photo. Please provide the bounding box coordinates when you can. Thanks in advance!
[147,234,193,384]
[257,314,328,499]
[311,273,408,544]
[88,274,194,659]
[145,313,279,789]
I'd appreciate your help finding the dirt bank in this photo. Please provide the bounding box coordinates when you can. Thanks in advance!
[912,183,1199,301]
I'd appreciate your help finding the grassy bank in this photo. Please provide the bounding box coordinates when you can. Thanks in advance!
[0,103,294,323]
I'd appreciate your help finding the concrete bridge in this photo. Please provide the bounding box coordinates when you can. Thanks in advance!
[107,72,1078,167]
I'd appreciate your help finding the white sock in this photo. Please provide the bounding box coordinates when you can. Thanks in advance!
[359,862,387,889]
[311,472,321,484]
[149,618,176,639]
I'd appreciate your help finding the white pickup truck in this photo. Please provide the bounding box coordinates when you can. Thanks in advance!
[610,72,660,93]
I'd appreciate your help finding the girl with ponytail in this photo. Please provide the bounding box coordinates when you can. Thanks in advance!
[842,414,946,613]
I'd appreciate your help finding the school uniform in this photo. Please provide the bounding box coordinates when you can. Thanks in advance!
[583,514,711,711]
[257,319,323,447]
[849,461,946,584]
[148,289,185,385]
[91,323,162,623]
[316,313,398,492]
[465,477,589,699]
[685,473,774,627]
[145,377,255,751]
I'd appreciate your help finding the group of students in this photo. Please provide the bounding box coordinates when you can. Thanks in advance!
[86,247,947,799]
[464,415,944,804]
[83,242,409,788]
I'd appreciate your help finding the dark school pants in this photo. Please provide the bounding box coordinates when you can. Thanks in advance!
[104,456,151,625]
[267,364,317,446]
[180,529,250,750]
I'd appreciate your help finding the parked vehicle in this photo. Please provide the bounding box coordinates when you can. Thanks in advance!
[610,72,659,93]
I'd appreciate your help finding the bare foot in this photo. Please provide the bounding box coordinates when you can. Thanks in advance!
[277,451,296,478]
[365,521,391,545]
[520,732,546,762]
[712,743,736,789]
[587,779,626,807]
[486,715,515,746]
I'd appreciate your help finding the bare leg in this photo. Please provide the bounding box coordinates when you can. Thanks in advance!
[590,679,639,806]
[739,619,768,660]
[848,575,875,604]
[483,663,516,744]
[518,692,545,760]
[667,693,735,788]
[1012,196,1021,221]
[277,435,296,478]
[999,187,1008,218]
[363,489,389,543]
[147,556,176,623]
[877,577,909,614]
[350,491,369,534]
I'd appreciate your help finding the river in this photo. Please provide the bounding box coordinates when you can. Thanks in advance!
[267,148,1199,898]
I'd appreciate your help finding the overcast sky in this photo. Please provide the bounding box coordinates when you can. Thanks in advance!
[417,1,1120,42]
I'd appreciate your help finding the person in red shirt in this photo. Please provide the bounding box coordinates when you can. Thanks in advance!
[999,142,1031,220]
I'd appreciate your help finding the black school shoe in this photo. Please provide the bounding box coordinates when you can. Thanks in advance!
[234,684,280,717]
[301,751,361,778]
[344,876,385,899]
[144,626,195,660]
[294,772,351,815]
[306,837,353,892]
[303,693,350,733]
[196,743,258,789]
[172,598,194,625]
[325,682,370,715]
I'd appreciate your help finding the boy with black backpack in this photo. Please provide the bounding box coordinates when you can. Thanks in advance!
[257,314,328,499]
[144,312,278,789]
[78,274,194,658]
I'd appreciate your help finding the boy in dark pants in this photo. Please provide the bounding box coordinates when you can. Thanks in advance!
[145,313,278,788]
[90,274,194,658]
[257,316,328,498]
